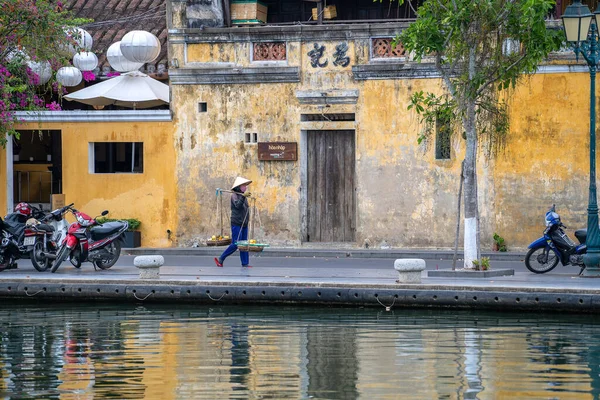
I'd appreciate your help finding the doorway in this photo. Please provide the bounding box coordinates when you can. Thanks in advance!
[306,130,356,242]
[12,130,62,209]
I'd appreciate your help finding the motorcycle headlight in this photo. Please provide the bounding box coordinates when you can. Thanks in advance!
[76,214,91,227]
[545,212,560,226]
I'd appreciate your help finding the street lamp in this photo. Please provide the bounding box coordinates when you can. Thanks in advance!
[562,0,600,276]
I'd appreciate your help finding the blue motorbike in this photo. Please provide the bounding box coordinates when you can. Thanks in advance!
[525,205,587,275]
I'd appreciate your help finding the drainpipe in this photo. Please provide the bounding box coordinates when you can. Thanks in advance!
[5,133,13,214]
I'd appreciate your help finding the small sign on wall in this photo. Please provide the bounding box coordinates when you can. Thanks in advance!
[258,142,297,161]
[51,194,65,210]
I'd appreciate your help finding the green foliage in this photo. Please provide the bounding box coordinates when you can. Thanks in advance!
[0,0,92,146]
[97,217,141,231]
[408,91,458,149]
[398,0,564,158]
[493,232,507,252]
[472,256,490,271]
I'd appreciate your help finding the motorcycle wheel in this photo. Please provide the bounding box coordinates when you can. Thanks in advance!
[525,247,559,274]
[69,249,82,268]
[51,245,70,273]
[94,241,121,270]
[30,238,49,272]
[0,252,9,272]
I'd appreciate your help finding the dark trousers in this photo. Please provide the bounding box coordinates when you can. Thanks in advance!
[219,225,249,266]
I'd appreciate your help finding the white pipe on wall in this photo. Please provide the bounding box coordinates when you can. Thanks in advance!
[6,133,13,215]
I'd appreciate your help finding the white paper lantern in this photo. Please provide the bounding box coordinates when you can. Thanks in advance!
[73,51,98,71]
[56,66,82,87]
[107,41,144,72]
[5,48,30,63]
[27,61,52,85]
[64,27,93,55]
[120,30,161,64]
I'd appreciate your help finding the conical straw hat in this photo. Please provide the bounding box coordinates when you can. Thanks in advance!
[231,176,252,190]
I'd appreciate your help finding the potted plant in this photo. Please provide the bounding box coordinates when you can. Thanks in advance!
[493,233,507,252]
[97,217,141,248]
[472,257,490,271]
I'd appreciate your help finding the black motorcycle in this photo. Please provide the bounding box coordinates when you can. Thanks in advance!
[0,203,50,271]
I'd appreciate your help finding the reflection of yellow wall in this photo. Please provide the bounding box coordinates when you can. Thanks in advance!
[13,120,177,247]
[57,337,95,399]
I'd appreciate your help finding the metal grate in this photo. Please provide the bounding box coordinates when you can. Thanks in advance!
[301,113,355,122]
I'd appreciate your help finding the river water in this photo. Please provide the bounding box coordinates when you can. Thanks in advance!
[0,302,599,399]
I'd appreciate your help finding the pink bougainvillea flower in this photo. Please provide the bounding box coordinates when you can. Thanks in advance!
[45,101,62,111]
[82,70,96,82]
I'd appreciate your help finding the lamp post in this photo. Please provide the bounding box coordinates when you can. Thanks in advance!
[562,0,600,276]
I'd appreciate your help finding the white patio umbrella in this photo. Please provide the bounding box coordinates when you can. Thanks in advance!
[64,71,169,109]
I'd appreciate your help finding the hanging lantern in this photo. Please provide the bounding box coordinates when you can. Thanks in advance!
[56,66,82,87]
[5,48,30,63]
[107,41,144,72]
[27,61,52,85]
[64,27,93,55]
[73,51,98,71]
[120,30,161,64]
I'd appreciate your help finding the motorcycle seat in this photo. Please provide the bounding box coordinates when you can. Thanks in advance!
[91,222,124,241]
[2,213,26,237]
[36,224,55,232]
[575,229,587,244]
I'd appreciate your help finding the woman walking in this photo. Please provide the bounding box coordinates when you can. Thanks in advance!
[214,176,253,268]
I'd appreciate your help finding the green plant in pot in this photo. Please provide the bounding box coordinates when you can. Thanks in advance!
[493,233,507,252]
[97,217,141,248]
[472,257,490,271]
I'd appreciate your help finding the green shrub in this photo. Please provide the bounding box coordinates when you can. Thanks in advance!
[472,257,490,271]
[97,217,141,231]
[493,233,507,252]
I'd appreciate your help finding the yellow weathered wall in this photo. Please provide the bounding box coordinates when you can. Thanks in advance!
[495,72,590,247]
[13,120,177,247]
[172,39,475,248]
[165,22,596,250]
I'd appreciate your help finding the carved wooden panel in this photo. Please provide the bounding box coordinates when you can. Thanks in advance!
[371,38,405,58]
[253,42,287,61]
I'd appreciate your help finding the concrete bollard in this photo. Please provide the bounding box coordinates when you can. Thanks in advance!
[394,259,426,283]
[134,255,164,279]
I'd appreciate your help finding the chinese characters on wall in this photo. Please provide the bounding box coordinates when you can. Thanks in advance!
[307,42,350,68]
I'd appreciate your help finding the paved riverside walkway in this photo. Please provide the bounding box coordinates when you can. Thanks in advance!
[0,247,599,312]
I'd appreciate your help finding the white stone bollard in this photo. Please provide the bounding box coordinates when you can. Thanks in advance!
[394,259,426,283]
[134,255,164,279]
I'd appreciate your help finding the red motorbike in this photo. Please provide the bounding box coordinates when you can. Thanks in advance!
[51,206,128,273]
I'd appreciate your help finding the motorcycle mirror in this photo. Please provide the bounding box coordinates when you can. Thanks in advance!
[101,210,109,216]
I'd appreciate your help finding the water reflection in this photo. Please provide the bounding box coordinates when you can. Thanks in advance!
[0,303,599,399]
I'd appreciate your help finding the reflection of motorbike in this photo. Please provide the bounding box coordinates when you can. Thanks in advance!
[51,206,128,273]
[525,205,587,275]
[0,202,47,271]
[25,203,73,272]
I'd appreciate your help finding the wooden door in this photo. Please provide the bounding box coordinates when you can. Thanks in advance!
[307,130,356,242]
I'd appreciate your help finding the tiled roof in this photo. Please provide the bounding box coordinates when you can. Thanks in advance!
[64,0,168,76]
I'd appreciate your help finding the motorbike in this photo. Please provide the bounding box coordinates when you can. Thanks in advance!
[51,206,128,273]
[0,202,48,271]
[25,203,74,272]
[525,205,587,275]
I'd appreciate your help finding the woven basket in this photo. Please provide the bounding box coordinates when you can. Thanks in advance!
[231,1,268,24]
[237,245,264,252]
[312,5,337,20]
[206,238,232,246]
